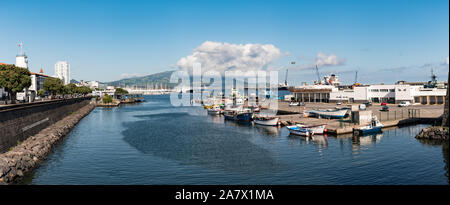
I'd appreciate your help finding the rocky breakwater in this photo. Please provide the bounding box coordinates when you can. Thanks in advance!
[0,104,95,185]
[416,126,449,141]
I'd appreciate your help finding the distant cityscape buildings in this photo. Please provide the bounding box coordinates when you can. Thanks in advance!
[54,61,70,85]
[0,43,73,102]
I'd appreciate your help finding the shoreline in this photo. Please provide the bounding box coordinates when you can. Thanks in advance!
[0,104,95,185]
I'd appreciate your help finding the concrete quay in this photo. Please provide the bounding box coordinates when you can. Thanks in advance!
[272,101,444,135]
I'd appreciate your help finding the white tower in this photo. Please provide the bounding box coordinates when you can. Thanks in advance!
[54,61,70,85]
[15,42,28,69]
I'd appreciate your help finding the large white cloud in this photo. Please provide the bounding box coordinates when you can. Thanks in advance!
[176,41,284,73]
[293,52,345,70]
[315,52,345,67]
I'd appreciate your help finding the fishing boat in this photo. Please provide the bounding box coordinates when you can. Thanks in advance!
[353,117,383,136]
[207,106,222,115]
[223,108,253,122]
[307,108,348,119]
[253,115,279,126]
[223,110,236,120]
[235,109,253,122]
[296,124,327,134]
[286,125,314,137]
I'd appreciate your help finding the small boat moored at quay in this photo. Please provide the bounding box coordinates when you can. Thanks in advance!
[253,115,280,126]
[353,117,384,136]
[296,124,327,134]
[207,107,222,115]
[286,125,313,137]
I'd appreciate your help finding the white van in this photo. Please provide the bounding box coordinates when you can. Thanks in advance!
[398,101,411,107]
[359,104,366,110]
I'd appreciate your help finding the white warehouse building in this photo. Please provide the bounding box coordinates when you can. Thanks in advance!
[292,84,447,105]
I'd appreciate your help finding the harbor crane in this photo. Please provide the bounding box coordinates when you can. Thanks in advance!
[315,65,321,83]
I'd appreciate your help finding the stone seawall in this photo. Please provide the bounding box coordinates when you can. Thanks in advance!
[0,104,94,185]
[0,97,91,153]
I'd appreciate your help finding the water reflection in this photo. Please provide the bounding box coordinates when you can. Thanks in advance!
[353,133,383,146]
[253,124,281,136]
[122,112,284,175]
[287,134,328,151]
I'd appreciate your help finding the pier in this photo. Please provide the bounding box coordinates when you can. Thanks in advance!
[272,101,444,135]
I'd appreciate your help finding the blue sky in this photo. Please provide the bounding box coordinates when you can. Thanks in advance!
[0,0,448,84]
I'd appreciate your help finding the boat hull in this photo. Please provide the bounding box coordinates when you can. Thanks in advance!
[236,112,252,121]
[308,125,327,134]
[286,126,312,136]
[353,126,382,135]
[224,114,235,120]
[254,118,279,126]
[207,110,221,115]
[308,109,348,119]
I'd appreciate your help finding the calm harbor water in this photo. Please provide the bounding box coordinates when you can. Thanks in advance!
[27,95,448,185]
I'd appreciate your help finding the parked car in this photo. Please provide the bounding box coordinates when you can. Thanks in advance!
[398,101,411,107]
[298,102,305,106]
[289,101,299,106]
[381,105,389,111]
[336,101,342,105]
[359,104,367,110]
[381,102,387,106]
[364,102,372,107]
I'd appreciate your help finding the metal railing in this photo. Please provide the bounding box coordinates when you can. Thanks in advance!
[339,108,421,128]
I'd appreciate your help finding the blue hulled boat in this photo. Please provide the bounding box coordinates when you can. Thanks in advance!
[236,112,252,121]
[353,117,384,136]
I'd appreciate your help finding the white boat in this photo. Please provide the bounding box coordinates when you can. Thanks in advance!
[353,117,384,136]
[253,116,279,126]
[286,125,313,136]
[296,124,327,134]
[207,108,221,115]
[308,108,348,119]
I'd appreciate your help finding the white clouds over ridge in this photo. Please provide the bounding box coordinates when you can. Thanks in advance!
[176,41,348,75]
[315,52,345,67]
[176,41,284,73]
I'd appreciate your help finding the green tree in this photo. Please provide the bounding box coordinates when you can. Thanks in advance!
[102,94,113,103]
[0,64,31,104]
[114,87,128,95]
[64,83,77,96]
[43,77,63,98]
[38,89,45,98]
[76,86,91,96]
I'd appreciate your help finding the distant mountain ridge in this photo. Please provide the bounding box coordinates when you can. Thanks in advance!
[107,70,178,88]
